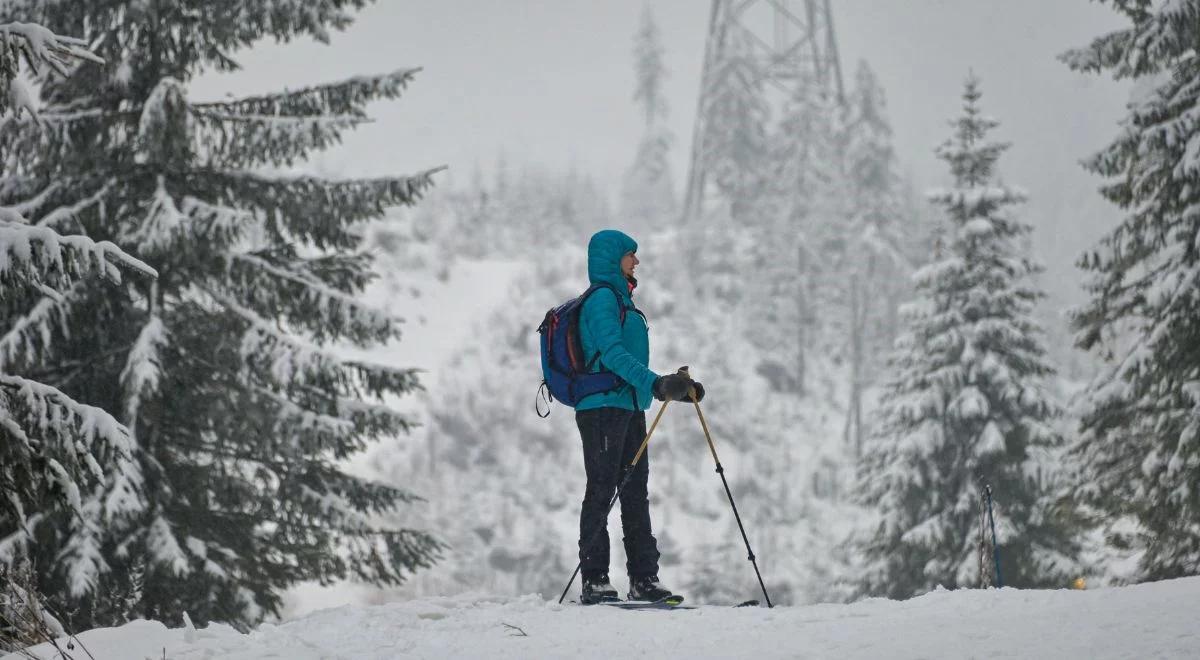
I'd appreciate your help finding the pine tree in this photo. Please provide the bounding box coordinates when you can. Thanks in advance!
[1062,0,1200,580]
[682,32,770,302]
[697,32,769,226]
[852,76,1075,599]
[839,61,910,454]
[746,72,839,396]
[0,2,442,629]
[620,4,676,232]
[0,20,155,620]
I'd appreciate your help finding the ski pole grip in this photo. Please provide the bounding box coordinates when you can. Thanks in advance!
[677,366,700,400]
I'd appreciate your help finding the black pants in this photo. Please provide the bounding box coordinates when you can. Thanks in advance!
[576,407,661,581]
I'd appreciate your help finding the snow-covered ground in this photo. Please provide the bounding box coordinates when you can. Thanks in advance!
[10,577,1199,659]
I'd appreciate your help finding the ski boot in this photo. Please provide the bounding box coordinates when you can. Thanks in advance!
[581,574,620,604]
[628,575,683,605]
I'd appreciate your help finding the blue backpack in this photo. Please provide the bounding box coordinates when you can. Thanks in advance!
[536,283,629,417]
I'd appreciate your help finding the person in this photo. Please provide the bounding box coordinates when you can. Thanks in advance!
[574,229,705,604]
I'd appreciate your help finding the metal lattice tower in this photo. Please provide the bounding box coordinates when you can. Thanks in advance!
[681,0,844,222]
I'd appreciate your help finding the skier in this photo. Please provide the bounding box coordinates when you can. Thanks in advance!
[574,229,705,604]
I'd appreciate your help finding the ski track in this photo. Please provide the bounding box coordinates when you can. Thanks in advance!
[9,577,1199,659]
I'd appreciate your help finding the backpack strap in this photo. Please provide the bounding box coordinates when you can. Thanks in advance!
[535,380,552,418]
[584,282,629,325]
[578,282,632,377]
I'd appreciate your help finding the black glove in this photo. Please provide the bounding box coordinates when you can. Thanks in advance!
[690,381,706,403]
[653,372,696,402]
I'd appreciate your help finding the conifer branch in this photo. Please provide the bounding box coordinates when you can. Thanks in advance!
[226,252,397,345]
[193,68,422,118]
[191,167,444,249]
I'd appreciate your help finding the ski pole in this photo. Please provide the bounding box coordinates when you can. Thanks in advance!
[690,392,773,608]
[985,484,1002,588]
[978,488,990,588]
[557,399,670,604]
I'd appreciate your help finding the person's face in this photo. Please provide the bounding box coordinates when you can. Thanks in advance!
[621,251,639,278]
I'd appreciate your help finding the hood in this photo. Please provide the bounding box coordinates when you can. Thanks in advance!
[587,229,638,298]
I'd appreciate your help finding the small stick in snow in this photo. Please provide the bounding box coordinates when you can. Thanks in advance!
[501,623,528,637]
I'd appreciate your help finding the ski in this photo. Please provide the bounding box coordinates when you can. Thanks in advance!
[601,599,693,610]
[574,597,760,610]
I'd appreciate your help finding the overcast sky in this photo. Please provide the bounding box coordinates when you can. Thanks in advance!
[191,0,1131,296]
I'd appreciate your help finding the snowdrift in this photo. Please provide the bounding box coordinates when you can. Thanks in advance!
[9,577,1199,659]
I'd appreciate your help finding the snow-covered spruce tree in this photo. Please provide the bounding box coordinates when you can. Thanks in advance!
[687,31,769,303]
[839,61,910,455]
[0,20,152,608]
[745,71,839,398]
[699,32,769,227]
[0,2,441,629]
[852,76,1075,599]
[1063,0,1200,580]
[620,4,676,233]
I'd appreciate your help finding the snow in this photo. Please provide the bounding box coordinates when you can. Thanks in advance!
[0,213,157,284]
[147,515,190,578]
[120,315,167,425]
[336,256,526,392]
[9,578,1200,659]
[6,76,38,120]
[976,421,1006,456]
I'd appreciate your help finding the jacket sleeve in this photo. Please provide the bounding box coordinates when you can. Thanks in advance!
[582,289,660,396]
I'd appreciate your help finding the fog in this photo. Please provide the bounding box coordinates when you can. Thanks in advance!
[191,0,1130,302]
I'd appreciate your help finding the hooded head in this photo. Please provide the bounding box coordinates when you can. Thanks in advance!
[587,229,638,298]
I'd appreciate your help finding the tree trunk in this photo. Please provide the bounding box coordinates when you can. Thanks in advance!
[846,272,864,456]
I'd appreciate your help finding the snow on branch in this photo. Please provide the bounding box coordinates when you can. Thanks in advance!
[271,472,440,584]
[251,385,357,451]
[336,395,417,440]
[190,110,367,169]
[129,176,252,255]
[135,77,191,166]
[192,68,421,119]
[0,107,111,169]
[0,179,58,216]
[317,466,427,510]
[0,281,78,371]
[926,185,1028,209]
[217,290,351,385]
[293,483,375,531]
[0,23,101,76]
[1060,2,1198,78]
[132,70,419,169]
[119,315,168,428]
[196,167,445,249]
[0,22,103,119]
[0,212,158,289]
[228,252,396,345]
[343,358,423,400]
[147,515,191,578]
[253,385,414,452]
[30,182,110,229]
[0,374,140,530]
[212,290,414,398]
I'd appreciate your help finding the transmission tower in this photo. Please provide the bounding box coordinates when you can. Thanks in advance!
[681,0,845,222]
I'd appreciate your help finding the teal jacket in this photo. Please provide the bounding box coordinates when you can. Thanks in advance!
[577,230,660,412]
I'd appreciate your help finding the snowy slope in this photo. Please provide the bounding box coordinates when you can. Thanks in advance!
[9,578,1199,659]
